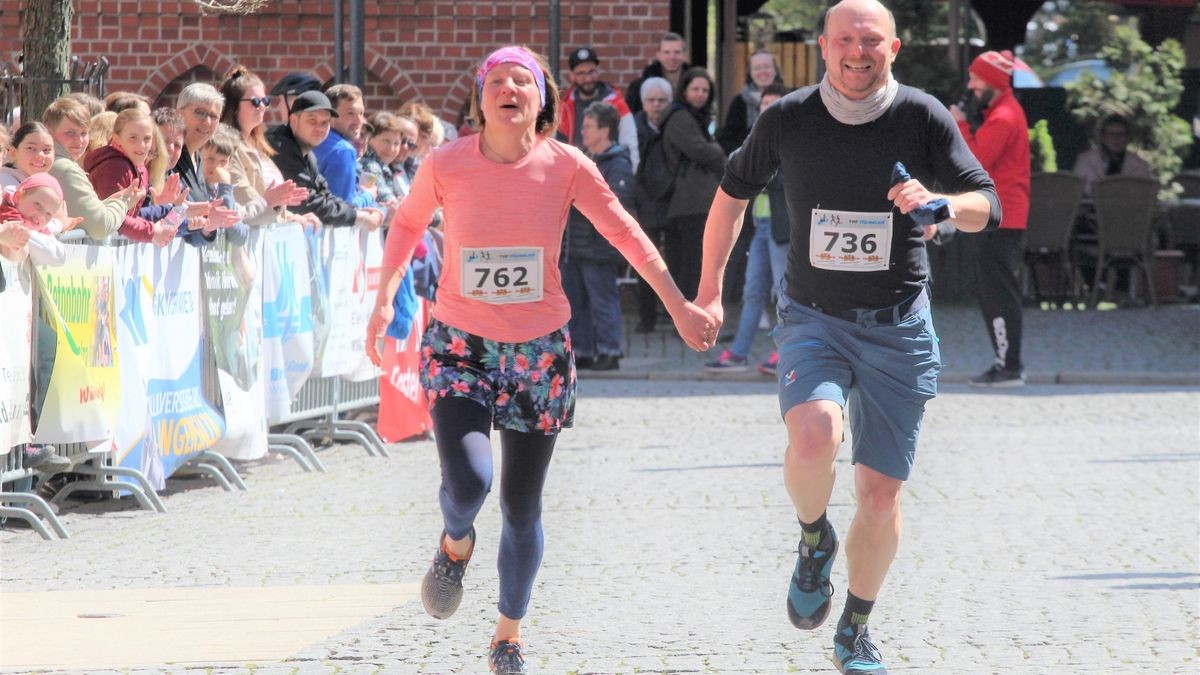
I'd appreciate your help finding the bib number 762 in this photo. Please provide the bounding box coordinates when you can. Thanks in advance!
[824,232,878,254]
[474,266,529,289]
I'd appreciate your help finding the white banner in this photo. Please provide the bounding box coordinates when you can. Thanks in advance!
[112,244,164,489]
[202,230,268,460]
[314,227,363,377]
[0,258,33,452]
[261,224,315,420]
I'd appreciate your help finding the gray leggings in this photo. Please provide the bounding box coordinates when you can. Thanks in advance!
[432,396,557,620]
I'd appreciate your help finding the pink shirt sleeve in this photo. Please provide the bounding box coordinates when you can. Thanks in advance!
[569,152,660,268]
[381,152,439,271]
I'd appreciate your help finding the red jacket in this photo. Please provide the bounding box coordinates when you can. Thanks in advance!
[82,144,157,242]
[0,192,49,234]
[957,89,1030,230]
[558,83,631,145]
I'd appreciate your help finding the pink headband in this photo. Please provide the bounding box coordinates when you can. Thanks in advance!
[17,172,63,201]
[476,46,547,110]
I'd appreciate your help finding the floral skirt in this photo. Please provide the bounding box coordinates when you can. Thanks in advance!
[419,319,576,434]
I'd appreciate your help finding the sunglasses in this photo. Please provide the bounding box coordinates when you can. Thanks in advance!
[241,96,271,108]
[402,138,418,150]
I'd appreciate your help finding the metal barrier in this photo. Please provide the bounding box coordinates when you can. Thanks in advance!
[0,446,69,540]
[3,224,409,538]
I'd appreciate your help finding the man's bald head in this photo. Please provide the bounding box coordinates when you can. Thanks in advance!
[823,0,897,41]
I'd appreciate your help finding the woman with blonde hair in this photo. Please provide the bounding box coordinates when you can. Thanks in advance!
[365,46,716,674]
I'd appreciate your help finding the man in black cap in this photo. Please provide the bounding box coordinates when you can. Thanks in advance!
[265,90,384,229]
[558,47,639,171]
[270,71,322,124]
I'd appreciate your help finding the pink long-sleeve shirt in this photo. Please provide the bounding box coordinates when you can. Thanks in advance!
[383,134,661,343]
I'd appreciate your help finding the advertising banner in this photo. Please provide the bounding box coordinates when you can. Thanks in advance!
[261,224,315,419]
[377,299,432,443]
[201,231,267,460]
[33,246,120,445]
[0,258,33,452]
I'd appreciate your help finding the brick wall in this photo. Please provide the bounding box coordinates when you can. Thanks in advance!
[3,0,671,124]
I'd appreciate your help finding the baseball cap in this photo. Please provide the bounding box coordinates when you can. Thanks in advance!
[270,71,322,97]
[568,47,600,70]
[288,90,339,117]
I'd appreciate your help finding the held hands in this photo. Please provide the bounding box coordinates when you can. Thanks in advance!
[364,300,395,367]
[669,300,721,352]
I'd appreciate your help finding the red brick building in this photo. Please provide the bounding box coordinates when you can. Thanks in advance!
[2,0,672,124]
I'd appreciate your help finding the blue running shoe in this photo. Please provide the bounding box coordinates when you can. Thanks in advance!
[786,524,838,629]
[833,623,888,674]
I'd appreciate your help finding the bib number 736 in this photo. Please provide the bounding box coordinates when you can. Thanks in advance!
[809,208,892,271]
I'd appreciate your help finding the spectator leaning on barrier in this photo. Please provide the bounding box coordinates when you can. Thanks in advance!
[218,65,310,227]
[175,83,225,203]
[0,173,71,265]
[266,90,383,229]
[358,111,412,214]
[84,108,186,246]
[314,83,374,207]
[198,126,250,246]
[1,122,55,192]
[626,32,691,116]
[44,97,140,240]
[558,47,640,172]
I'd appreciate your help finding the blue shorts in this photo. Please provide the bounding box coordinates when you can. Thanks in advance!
[772,292,941,481]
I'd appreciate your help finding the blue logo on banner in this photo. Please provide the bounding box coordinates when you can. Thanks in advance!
[146,347,225,475]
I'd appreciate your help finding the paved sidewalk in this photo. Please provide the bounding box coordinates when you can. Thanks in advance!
[2,381,1197,673]
[615,302,1200,384]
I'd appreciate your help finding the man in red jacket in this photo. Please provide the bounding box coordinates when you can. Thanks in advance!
[952,50,1031,387]
[558,47,640,172]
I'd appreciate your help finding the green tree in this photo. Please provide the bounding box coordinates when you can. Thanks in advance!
[1022,1,1119,72]
[21,0,73,121]
[1066,25,1191,196]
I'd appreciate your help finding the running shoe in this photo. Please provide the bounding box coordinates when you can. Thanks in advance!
[787,524,838,630]
[832,623,888,674]
[757,351,779,376]
[489,639,527,674]
[968,365,1026,388]
[705,350,749,373]
[421,527,475,619]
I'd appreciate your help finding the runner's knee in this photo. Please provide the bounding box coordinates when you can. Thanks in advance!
[784,403,841,465]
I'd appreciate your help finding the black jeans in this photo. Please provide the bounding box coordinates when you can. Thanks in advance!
[665,214,706,301]
[968,228,1024,371]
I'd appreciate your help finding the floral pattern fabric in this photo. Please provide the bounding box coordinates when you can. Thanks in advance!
[420,319,576,434]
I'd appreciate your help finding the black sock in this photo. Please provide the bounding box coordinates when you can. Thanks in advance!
[839,592,875,630]
[798,512,829,549]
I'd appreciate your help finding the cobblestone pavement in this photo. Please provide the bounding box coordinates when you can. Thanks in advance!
[2,381,1197,674]
[618,303,1200,382]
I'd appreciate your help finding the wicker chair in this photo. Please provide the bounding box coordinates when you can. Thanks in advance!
[1024,172,1084,303]
[1089,175,1161,306]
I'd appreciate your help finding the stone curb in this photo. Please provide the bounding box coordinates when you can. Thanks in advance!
[578,370,1200,386]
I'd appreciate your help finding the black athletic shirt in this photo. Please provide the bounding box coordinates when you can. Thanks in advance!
[722,84,1001,315]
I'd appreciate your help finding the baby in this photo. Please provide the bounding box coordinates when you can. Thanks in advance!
[0,173,72,265]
